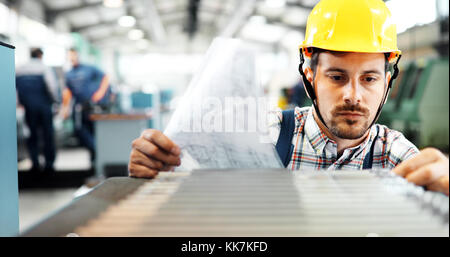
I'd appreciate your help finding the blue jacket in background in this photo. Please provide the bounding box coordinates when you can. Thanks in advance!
[65,63,111,104]
[16,59,59,108]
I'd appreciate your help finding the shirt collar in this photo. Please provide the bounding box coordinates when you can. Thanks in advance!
[304,107,332,155]
[72,63,83,69]
[352,125,378,157]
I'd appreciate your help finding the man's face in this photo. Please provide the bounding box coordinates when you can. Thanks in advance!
[68,50,79,67]
[311,52,389,139]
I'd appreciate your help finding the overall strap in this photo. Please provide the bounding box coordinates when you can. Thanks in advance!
[276,109,296,168]
[362,126,379,170]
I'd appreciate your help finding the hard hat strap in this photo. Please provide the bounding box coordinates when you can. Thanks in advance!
[298,49,330,130]
[369,54,402,128]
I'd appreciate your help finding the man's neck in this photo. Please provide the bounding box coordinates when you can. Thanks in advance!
[312,109,370,156]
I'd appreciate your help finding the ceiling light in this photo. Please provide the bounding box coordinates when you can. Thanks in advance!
[118,15,136,27]
[128,29,144,40]
[103,0,123,8]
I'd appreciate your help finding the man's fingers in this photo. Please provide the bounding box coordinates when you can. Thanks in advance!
[128,163,158,178]
[405,161,448,186]
[132,138,181,166]
[394,148,449,195]
[426,176,449,196]
[141,130,181,156]
[130,150,164,170]
[161,164,175,171]
[393,148,443,177]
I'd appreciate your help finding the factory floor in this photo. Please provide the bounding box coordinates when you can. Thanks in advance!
[18,147,92,171]
[19,188,78,234]
[18,147,93,234]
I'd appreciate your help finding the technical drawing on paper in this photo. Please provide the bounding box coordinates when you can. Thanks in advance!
[164,37,283,171]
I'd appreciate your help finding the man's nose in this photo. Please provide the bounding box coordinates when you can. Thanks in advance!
[342,79,362,105]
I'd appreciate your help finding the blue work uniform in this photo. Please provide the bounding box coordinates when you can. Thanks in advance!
[16,58,59,171]
[65,64,110,160]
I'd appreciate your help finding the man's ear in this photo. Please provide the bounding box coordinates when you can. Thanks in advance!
[303,66,314,84]
[386,71,392,86]
[302,66,314,99]
[383,71,392,105]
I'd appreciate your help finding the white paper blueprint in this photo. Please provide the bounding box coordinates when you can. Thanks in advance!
[164,37,283,170]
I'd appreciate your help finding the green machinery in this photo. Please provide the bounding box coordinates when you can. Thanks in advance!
[378,57,449,151]
[0,41,19,236]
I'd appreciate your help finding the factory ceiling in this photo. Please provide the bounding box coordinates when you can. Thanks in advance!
[5,0,321,52]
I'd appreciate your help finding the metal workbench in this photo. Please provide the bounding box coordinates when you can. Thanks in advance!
[20,177,147,237]
[20,169,449,237]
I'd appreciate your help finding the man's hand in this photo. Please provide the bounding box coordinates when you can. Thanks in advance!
[91,75,110,103]
[59,107,70,120]
[392,148,449,196]
[91,91,104,103]
[128,129,181,178]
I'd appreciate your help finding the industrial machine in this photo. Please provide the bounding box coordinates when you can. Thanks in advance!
[378,57,449,151]
[0,41,19,236]
[131,91,156,129]
[378,62,416,126]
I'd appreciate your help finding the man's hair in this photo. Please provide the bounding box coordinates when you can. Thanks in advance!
[30,48,43,58]
[69,47,79,53]
[309,47,390,75]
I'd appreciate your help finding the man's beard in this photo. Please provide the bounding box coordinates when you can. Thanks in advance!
[325,103,371,140]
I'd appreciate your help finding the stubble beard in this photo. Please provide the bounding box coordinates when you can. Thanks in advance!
[328,117,370,139]
[325,103,372,140]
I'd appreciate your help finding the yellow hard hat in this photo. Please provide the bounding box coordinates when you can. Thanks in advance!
[300,0,401,62]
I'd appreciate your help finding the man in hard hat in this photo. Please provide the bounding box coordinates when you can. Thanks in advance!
[127,0,449,195]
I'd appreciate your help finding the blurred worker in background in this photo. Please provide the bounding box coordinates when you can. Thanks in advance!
[291,79,308,107]
[16,48,59,173]
[277,88,289,110]
[127,0,449,196]
[62,48,111,162]
[278,80,309,110]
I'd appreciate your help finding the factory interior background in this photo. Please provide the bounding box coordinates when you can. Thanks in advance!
[0,0,448,234]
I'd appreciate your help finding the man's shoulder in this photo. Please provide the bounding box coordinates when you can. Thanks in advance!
[66,66,77,75]
[374,123,410,142]
[294,106,311,120]
[374,123,419,160]
[80,63,101,71]
[275,106,311,122]
[16,61,45,76]
[268,106,311,145]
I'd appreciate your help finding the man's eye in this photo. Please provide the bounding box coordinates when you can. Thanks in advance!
[330,75,342,81]
[364,77,376,82]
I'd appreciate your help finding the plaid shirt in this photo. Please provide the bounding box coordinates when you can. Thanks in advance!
[269,106,419,171]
